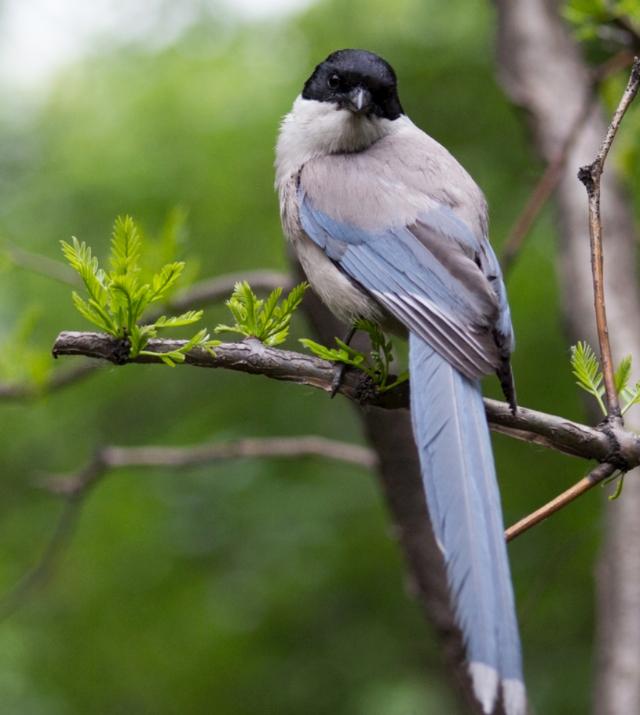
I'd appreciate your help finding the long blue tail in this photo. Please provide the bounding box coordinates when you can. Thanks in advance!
[409,333,525,715]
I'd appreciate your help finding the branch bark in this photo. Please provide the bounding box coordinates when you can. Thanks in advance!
[495,2,640,712]
[578,58,640,418]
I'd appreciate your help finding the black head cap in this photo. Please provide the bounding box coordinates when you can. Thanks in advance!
[302,49,404,120]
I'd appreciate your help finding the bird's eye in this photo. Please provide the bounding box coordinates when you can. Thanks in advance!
[327,73,340,90]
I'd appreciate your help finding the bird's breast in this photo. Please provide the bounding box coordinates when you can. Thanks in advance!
[279,176,385,325]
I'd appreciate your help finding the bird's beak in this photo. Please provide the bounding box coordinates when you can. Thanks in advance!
[347,86,372,114]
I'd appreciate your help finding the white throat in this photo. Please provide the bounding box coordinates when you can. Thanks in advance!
[275,95,402,188]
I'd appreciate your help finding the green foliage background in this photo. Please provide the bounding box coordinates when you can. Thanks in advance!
[1,0,636,712]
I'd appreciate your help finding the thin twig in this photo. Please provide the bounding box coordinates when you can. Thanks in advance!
[0,497,83,620]
[578,57,640,418]
[3,243,81,286]
[502,98,596,274]
[0,435,376,620]
[0,361,99,400]
[502,50,634,274]
[47,436,378,496]
[505,462,617,541]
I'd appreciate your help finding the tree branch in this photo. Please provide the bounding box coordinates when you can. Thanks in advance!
[51,329,640,469]
[501,50,634,275]
[505,462,617,541]
[495,3,640,712]
[0,270,290,402]
[46,436,378,496]
[0,435,376,620]
[0,495,84,621]
[0,361,98,400]
[578,58,640,418]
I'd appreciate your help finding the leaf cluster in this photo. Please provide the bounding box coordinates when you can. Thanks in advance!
[300,319,408,393]
[215,281,308,346]
[570,340,640,416]
[61,216,218,365]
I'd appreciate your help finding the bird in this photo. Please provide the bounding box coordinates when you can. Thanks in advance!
[275,49,525,715]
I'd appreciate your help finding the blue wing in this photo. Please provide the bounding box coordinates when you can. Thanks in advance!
[297,187,512,379]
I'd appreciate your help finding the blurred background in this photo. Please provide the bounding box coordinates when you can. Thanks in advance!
[0,0,635,713]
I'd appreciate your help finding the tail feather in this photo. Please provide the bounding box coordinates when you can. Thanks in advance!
[409,333,525,715]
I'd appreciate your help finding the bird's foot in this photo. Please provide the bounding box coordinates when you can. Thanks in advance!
[328,324,357,399]
[329,363,347,398]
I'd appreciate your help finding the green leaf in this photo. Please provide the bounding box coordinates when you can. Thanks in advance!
[154,206,189,267]
[71,292,114,333]
[61,214,208,359]
[608,473,625,500]
[299,338,360,365]
[614,355,632,396]
[149,262,185,302]
[602,469,626,500]
[153,310,204,328]
[215,281,308,346]
[301,321,409,393]
[570,341,607,415]
[261,282,308,346]
[261,287,283,325]
[622,379,640,415]
[61,237,108,307]
[110,215,142,276]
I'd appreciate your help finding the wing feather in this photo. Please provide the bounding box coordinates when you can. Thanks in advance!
[298,187,508,379]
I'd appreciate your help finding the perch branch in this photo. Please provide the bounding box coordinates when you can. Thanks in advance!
[578,57,640,418]
[51,330,640,468]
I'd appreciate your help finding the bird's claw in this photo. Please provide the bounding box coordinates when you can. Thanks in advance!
[329,363,347,398]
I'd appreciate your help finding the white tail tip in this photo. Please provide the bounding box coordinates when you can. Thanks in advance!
[503,678,527,715]
[468,663,527,715]
[469,661,499,714]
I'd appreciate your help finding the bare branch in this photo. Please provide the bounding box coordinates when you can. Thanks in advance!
[0,435,376,620]
[0,361,99,401]
[3,243,81,286]
[502,97,595,274]
[505,462,617,541]
[47,436,378,496]
[501,50,634,275]
[578,58,640,418]
[0,498,83,620]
